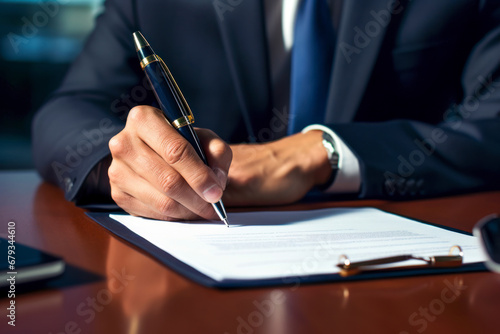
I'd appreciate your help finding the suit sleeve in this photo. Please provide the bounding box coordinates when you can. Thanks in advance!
[31,0,149,203]
[326,5,500,199]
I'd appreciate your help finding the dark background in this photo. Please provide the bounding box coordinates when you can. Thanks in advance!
[0,0,103,169]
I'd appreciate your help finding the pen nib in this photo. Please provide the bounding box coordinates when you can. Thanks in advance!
[222,218,229,228]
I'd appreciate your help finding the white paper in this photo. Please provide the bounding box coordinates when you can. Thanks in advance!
[110,208,485,281]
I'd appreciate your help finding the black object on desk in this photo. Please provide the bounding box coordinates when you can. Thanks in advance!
[0,238,65,288]
[474,214,500,273]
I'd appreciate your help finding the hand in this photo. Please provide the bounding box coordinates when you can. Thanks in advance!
[223,131,332,206]
[108,106,232,221]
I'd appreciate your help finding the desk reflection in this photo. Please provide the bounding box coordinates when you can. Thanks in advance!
[105,237,187,333]
[468,273,500,323]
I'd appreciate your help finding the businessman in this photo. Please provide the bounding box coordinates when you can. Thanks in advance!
[33,0,500,221]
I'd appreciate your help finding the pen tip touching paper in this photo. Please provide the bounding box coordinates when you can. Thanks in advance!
[222,218,229,227]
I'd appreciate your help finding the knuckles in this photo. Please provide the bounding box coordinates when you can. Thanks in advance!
[106,112,227,221]
[127,105,151,124]
[108,133,130,158]
[110,188,131,208]
[163,137,191,166]
[157,171,183,196]
[107,161,122,185]
[154,195,177,216]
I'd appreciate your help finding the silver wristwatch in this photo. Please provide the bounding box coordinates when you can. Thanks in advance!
[320,132,339,190]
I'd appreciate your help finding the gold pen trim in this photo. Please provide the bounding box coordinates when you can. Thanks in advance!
[139,53,195,129]
[336,245,464,277]
[158,57,195,124]
[172,115,195,129]
[140,54,159,69]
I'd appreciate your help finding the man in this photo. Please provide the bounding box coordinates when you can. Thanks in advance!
[32,0,500,221]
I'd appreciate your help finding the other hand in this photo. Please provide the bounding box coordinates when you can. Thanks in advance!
[223,130,331,206]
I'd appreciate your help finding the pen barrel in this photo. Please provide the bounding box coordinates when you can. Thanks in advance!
[142,62,208,164]
[177,124,208,165]
[143,61,182,125]
[134,31,228,224]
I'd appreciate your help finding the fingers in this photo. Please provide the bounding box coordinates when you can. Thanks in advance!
[108,105,230,220]
[109,158,213,221]
[110,133,217,219]
[127,106,225,203]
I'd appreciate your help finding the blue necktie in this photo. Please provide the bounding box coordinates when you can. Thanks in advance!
[288,0,335,135]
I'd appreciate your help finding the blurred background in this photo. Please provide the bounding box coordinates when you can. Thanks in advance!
[0,0,104,169]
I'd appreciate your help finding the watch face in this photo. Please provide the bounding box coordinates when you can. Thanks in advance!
[322,133,339,169]
[322,139,334,156]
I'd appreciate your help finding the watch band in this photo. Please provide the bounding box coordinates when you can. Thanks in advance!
[318,131,339,191]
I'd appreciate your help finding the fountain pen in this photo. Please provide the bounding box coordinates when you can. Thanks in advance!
[132,31,229,227]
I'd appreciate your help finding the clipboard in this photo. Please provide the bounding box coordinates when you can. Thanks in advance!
[85,209,486,288]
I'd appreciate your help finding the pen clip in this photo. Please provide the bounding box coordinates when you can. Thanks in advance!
[158,56,195,128]
[336,245,464,277]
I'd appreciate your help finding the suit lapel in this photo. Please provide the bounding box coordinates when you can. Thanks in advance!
[213,0,271,143]
[327,0,399,123]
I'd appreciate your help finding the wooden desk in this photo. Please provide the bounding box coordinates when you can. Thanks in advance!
[1,171,499,334]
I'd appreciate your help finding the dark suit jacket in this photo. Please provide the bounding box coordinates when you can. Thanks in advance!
[32,0,500,204]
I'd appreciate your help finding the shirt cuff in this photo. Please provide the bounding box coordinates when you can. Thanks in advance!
[302,124,361,194]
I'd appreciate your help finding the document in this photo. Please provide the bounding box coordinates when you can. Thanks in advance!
[110,208,485,282]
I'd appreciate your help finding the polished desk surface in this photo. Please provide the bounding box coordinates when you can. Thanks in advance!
[1,171,500,334]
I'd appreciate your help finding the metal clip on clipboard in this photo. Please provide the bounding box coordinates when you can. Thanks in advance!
[337,245,464,277]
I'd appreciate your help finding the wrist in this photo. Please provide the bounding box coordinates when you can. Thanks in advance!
[297,130,333,187]
[265,131,333,190]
